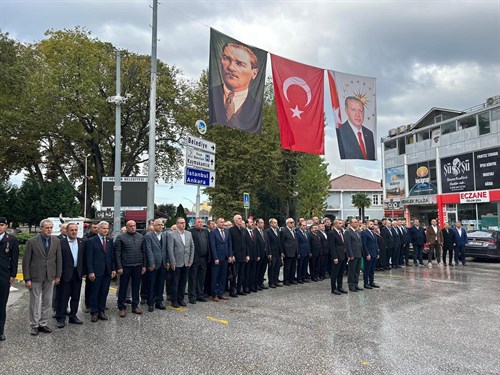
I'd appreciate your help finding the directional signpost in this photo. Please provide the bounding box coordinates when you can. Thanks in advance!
[185,127,217,216]
[243,192,250,219]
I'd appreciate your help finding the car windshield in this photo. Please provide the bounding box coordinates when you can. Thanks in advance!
[467,231,493,239]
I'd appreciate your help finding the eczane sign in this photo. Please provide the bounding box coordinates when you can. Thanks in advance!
[459,191,490,203]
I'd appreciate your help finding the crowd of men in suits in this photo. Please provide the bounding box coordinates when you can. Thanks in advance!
[0,214,470,341]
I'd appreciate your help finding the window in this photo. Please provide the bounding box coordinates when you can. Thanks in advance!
[372,194,379,205]
[406,134,414,144]
[479,112,491,135]
[384,139,397,150]
[441,121,456,135]
[398,138,405,155]
[434,114,443,123]
[458,115,476,130]
[492,108,500,122]
[417,130,430,142]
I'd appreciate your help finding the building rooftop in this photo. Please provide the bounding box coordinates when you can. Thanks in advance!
[330,174,382,191]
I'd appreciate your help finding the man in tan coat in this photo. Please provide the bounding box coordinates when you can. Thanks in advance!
[425,219,443,268]
[23,219,62,335]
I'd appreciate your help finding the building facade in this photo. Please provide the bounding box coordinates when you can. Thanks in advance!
[382,96,500,230]
[325,174,384,220]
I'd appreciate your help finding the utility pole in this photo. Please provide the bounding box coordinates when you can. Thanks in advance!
[147,0,158,222]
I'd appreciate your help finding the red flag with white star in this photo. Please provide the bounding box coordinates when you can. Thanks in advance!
[271,54,325,154]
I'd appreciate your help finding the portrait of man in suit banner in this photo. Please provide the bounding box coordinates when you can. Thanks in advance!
[208,28,267,134]
[328,70,377,161]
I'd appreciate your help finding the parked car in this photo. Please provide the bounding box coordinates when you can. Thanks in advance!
[465,230,500,260]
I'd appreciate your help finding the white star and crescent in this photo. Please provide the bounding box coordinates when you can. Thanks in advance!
[283,76,311,120]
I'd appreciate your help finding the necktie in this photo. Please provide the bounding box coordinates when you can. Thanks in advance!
[225,91,235,120]
[357,131,368,160]
[250,230,254,240]
[102,237,106,253]
[220,229,225,240]
[339,230,344,242]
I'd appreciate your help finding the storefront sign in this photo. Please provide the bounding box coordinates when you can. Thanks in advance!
[441,153,474,193]
[384,166,405,198]
[383,200,402,210]
[474,147,499,190]
[401,195,436,205]
[459,190,490,203]
[408,162,437,196]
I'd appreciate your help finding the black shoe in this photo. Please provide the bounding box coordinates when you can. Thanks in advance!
[251,288,258,293]
[291,281,298,285]
[229,293,238,298]
[155,303,167,310]
[189,299,197,304]
[97,313,107,321]
[69,316,83,324]
[284,282,291,286]
[30,327,39,336]
[196,297,208,303]
[0,335,5,341]
[269,284,276,288]
[237,291,246,295]
[338,288,348,294]
[256,286,263,291]
[370,283,380,288]
[331,290,341,295]
[349,288,358,292]
[56,320,65,329]
[275,283,283,287]
[303,279,310,283]
[260,285,269,289]
[178,301,187,307]
[297,280,304,284]
[38,326,53,333]
[355,286,364,291]
[171,302,180,308]
[364,284,373,289]
[148,305,155,312]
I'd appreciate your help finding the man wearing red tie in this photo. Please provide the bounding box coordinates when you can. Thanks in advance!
[328,219,348,295]
[337,96,376,160]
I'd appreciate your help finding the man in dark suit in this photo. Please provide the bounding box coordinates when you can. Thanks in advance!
[266,218,282,288]
[209,42,262,134]
[280,218,298,286]
[0,217,19,341]
[336,96,376,160]
[55,223,85,328]
[344,219,363,292]
[229,214,248,295]
[243,219,258,293]
[409,219,426,266]
[442,222,455,266]
[380,219,394,270]
[390,221,402,269]
[296,221,311,284]
[209,218,233,302]
[361,221,380,289]
[453,221,468,266]
[254,218,269,290]
[52,223,67,316]
[86,221,115,322]
[400,221,411,266]
[189,218,210,303]
[23,219,62,336]
[318,224,329,280]
[145,219,169,311]
[328,219,348,295]
[82,221,98,313]
[308,224,321,282]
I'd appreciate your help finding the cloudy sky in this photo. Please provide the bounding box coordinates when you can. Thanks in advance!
[2,0,499,207]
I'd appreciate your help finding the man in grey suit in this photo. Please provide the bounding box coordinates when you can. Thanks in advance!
[144,219,169,312]
[167,217,194,308]
[344,218,364,292]
[22,219,62,336]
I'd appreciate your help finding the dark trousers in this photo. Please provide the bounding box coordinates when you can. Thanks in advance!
[311,255,320,280]
[297,255,309,281]
[84,278,92,308]
[256,257,267,286]
[140,272,150,300]
[443,246,454,264]
[170,266,188,304]
[402,243,410,264]
[347,258,361,287]
[56,270,82,321]
[52,284,58,311]
[0,280,9,335]
[204,263,212,297]
[331,259,346,291]
[392,245,401,268]
[233,261,246,292]
[90,275,111,315]
[211,261,227,297]
[118,265,142,310]
[268,256,281,285]
[327,253,332,276]
[413,244,424,264]
[147,268,166,306]
[455,244,466,264]
[188,259,208,300]
[319,254,328,277]
[244,260,257,290]
[363,257,376,285]
[283,256,296,284]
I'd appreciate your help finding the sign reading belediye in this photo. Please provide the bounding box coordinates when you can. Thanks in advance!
[184,133,217,188]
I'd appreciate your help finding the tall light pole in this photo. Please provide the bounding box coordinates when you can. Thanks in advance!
[84,154,91,219]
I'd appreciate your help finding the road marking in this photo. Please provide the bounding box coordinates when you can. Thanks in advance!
[9,286,18,292]
[206,316,229,324]
[16,273,23,281]
[361,361,369,366]
[168,306,187,311]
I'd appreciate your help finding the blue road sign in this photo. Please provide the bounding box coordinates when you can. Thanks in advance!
[243,192,250,209]
[184,167,216,187]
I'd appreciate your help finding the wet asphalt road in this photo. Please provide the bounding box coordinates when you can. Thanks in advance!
[1,259,500,374]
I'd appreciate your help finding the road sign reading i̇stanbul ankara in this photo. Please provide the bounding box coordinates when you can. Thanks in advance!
[184,133,216,188]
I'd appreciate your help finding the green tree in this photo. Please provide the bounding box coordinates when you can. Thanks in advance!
[0,181,21,226]
[296,154,331,219]
[17,178,44,231]
[351,193,372,221]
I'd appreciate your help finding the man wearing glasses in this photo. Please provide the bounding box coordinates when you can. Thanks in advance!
[280,218,298,286]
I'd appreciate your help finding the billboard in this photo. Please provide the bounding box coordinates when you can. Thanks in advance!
[441,153,474,193]
[101,176,148,208]
[384,166,405,198]
[474,147,500,190]
[408,162,437,196]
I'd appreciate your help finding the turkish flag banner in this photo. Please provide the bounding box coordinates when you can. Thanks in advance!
[271,54,325,155]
